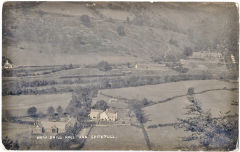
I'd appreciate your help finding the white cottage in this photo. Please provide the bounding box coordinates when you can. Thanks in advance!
[89,109,118,121]
[99,109,117,121]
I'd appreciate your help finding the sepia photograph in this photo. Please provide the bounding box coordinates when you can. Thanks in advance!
[2,2,239,150]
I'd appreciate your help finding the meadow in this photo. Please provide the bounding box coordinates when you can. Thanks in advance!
[2,93,72,117]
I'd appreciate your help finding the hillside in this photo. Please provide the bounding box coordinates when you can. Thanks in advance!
[3,2,238,66]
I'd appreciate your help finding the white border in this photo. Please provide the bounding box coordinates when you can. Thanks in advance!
[0,0,239,152]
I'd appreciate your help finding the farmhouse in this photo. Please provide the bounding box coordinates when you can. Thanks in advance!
[3,60,13,69]
[32,114,77,135]
[100,109,118,121]
[32,121,44,135]
[89,109,117,121]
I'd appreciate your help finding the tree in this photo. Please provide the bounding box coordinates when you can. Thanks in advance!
[27,106,37,117]
[2,136,19,150]
[2,136,13,150]
[65,89,96,118]
[175,91,238,150]
[183,47,193,57]
[142,98,149,105]
[129,100,148,124]
[187,87,194,95]
[80,15,91,27]
[47,106,55,116]
[57,106,63,116]
[117,26,126,36]
[97,61,112,71]
[12,140,19,150]
[93,100,109,111]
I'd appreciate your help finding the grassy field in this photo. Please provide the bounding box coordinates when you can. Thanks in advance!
[141,89,238,150]
[2,122,35,150]
[2,93,72,117]
[94,80,239,150]
[100,80,238,103]
[195,90,238,117]
[143,96,190,125]
[143,90,238,126]
[82,125,148,150]
[2,122,32,140]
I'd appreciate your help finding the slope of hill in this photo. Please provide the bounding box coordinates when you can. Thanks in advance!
[3,2,238,66]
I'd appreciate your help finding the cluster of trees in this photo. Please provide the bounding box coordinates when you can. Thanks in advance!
[49,123,84,150]
[3,64,75,77]
[169,39,178,47]
[4,73,217,96]
[175,88,238,150]
[2,136,19,150]
[3,77,88,96]
[165,63,189,73]
[3,86,58,96]
[92,100,109,111]
[152,54,178,63]
[47,106,64,120]
[19,80,57,88]
[152,47,193,64]
[49,89,98,149]
[26,105,64,120]
[129,99,151,124]
[65,88,98,121]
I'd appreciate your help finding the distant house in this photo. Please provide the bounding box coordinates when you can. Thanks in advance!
[89,109,117,121]
[3,60,13,69]
[191,51,223,61]
[135,64,138,69]
[32,121,44,135]
[134,63,165,70]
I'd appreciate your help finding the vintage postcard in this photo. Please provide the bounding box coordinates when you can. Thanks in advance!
[2,2,239,150]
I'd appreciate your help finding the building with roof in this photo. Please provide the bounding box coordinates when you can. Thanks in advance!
[89,108,117,121]
[32,115,77,135]
[100,109,117,121]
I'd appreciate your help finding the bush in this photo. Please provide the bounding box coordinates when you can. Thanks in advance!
[93,100,109,111]
[169,39,178,47]
[80,15,91,27]
[148,124,158,128]
[176,92,238,150]
[47,106,55,116]
[2,136,19,150]
[187,87,194,95]
[65,89,95,118]
[27,107,37,117]
[183,47,193,57]
[117,26,126,36]
[97,61,112,71]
